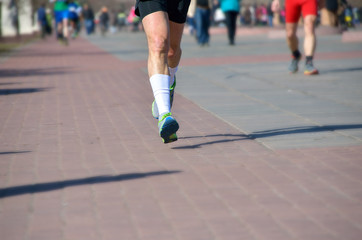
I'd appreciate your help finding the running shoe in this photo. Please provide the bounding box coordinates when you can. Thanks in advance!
[158,113,179,144]
[152,76,176,119]
[304,61,319,75]
[288,55,301,73]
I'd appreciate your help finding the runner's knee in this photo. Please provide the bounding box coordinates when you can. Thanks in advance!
[149,35,169,55]
[286,28,295,40]
[304,17,316,36]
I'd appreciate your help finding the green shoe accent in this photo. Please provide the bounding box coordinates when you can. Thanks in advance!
[169,76,176,107]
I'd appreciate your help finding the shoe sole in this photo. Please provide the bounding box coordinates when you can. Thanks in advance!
[162,133,178,144]
[304,70,319,75]
[160,118,179,143]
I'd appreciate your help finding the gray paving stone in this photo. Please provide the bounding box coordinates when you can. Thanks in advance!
[172,33,362,149]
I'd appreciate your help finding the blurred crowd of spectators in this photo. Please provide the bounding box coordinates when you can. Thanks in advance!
[37,0,143,39]
[37,0,361,40]
[210,0,361,28]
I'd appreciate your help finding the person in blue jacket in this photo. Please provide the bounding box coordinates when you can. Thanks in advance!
[220,0,240,45]
[67,0,81,38]
[37,3,47,38]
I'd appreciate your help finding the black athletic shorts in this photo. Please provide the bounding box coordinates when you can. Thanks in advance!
[135,0,191,24]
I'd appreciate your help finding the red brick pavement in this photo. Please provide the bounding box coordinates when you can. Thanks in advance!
[0,37,362,240]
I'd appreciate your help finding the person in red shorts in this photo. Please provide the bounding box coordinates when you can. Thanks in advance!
[273,0,319,75]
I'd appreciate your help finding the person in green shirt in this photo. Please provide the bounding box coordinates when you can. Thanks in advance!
[54,0,69,44]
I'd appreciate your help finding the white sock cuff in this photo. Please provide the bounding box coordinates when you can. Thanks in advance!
[169,66,178,76]
[169,66,178,86]
[150,74,170,82]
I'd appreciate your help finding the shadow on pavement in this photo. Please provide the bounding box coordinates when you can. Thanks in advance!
[175,134,250,149]
[0,170,181,198]
[250,124,362,138]
[12,51,107,58]
[0,87,50,95]
[0,151,31,155]
[323,67,362,73]
[10,49,148,59]
[0,82,22,86]
[0,67,73,78]
[174,124,362,149]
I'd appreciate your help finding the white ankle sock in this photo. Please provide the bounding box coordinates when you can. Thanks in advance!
[150,74,170,116]
[169,66,178,86]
